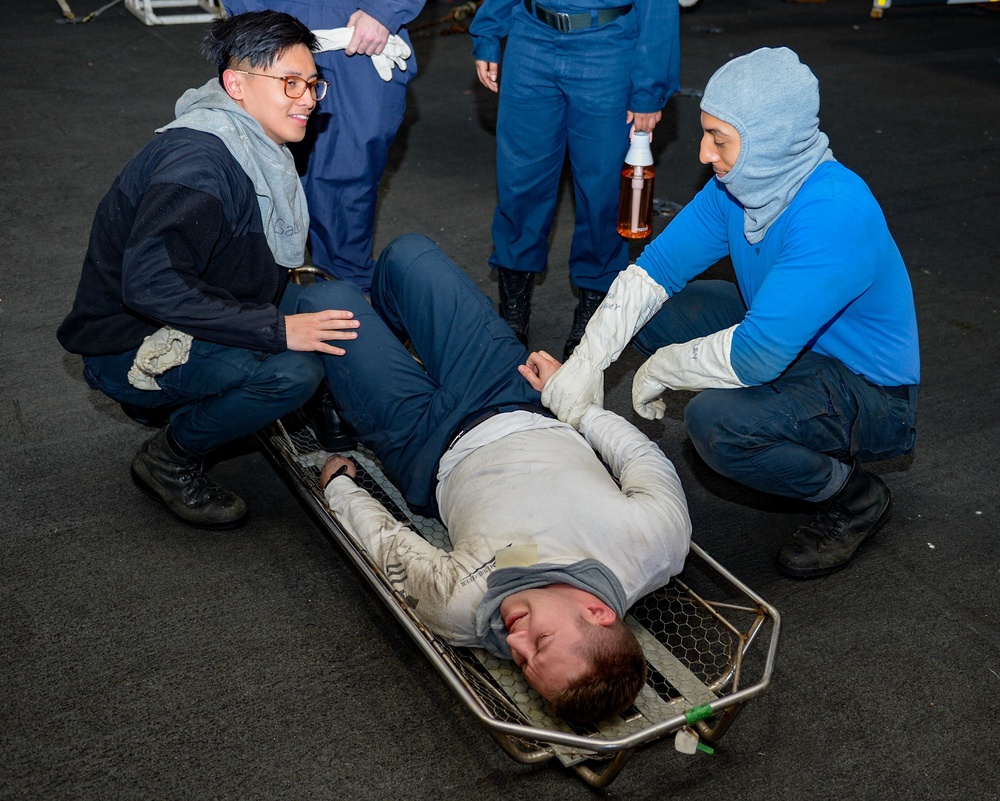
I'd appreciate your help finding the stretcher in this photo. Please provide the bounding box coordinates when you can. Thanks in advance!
[258,407,781,788]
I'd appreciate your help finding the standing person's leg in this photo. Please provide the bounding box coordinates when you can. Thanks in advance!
[300,48,412,293]
[560,16,635,358]
[489,22,567,343]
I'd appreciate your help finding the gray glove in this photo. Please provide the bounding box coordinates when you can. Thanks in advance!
[127,326,193,391]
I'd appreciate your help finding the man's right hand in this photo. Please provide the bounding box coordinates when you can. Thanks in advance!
[285,311,359,355]
[475,60,499,93]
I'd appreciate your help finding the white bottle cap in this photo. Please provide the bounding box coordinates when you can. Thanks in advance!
[624,131,653,167]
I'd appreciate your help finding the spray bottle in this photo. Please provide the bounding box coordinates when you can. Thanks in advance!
[617,131,655,239]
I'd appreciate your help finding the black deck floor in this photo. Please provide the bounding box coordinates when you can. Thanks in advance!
[3,0,999,798]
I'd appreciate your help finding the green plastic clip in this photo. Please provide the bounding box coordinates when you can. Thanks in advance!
[684,703,714,724]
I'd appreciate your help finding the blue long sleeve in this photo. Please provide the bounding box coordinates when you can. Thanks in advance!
[637,163,919,387]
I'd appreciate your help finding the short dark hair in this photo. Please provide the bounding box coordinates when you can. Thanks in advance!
[201,11,318,81]
[549,617,647,725]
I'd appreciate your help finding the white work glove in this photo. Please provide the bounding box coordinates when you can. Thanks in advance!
[542,264,668,427]
[312,27,412,82]
[127,326,194,391]
[632,324,749,419]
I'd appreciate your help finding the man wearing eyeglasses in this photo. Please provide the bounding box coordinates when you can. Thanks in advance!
[58,12,360,530]
[224,0,426,293]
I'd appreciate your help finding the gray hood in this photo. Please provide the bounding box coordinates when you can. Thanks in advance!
[700,46,835,244]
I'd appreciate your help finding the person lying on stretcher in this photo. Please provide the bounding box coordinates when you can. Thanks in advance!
[297,234,692,724]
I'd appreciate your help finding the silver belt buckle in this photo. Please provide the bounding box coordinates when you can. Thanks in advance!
[553,10,572,32]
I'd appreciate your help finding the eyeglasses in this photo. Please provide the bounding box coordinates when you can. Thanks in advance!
[235,70,329,101]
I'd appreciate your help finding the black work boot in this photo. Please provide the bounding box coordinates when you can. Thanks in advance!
[130,427,248,530]
[308,388,358,452]
[497,267,534,345]
[777,461,891,579]
[563,288,607,360]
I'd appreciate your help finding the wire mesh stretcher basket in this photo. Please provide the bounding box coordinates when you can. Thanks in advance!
[259,410,781,788]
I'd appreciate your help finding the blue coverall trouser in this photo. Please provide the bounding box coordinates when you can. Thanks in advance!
[489,5,637,292]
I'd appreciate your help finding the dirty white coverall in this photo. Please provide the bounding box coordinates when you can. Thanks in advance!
[323,405,692,647]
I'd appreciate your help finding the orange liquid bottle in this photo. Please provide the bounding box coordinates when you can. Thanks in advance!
[617,131,655,239]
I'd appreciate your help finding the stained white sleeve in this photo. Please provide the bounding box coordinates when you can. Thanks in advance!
[323,477,492,645]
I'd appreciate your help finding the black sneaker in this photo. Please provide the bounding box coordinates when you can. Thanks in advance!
[777,461,891,579]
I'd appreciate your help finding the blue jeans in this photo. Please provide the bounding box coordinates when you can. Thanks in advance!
[297,234,541,510]
[82,283,325,456]
[489,4,635,290]
[633,280,919,501]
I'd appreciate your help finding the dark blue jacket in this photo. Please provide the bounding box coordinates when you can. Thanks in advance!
[58,129,289,357]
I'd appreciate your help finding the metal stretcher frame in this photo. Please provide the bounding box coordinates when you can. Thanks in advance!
[258,410,781,788]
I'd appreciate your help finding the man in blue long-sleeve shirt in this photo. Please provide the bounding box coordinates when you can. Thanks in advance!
[537,47,919,580]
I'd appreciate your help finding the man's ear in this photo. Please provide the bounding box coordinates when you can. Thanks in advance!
[583,601,617,628]
[222,69,244,102]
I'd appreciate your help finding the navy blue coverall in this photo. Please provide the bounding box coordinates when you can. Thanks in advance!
[470,0,680,291]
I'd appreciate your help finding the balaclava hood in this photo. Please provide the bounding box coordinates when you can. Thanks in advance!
[700,46,835,244]
[157,78,309,268]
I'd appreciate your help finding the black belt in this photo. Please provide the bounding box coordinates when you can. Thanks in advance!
[523,0,632,33]
[864,378,913,401]
[447,403,554,450]
[882,384,913,401]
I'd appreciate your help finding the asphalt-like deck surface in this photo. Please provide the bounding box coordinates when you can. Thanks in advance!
[3,1,999,798]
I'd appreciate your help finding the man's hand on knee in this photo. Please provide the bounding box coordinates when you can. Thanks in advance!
[285,311,359,355]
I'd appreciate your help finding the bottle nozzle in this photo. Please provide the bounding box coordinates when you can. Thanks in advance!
[624,131,654,167]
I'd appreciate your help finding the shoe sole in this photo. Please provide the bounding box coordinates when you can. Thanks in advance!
[130,466,248,531]
[776,496,893,580]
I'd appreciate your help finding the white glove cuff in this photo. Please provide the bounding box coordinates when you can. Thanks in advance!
[574,263,669,369]
[647,324,748,392]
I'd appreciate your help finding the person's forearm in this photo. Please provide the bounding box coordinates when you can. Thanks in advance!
[627,0,680,112]
[323,477,481,638]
